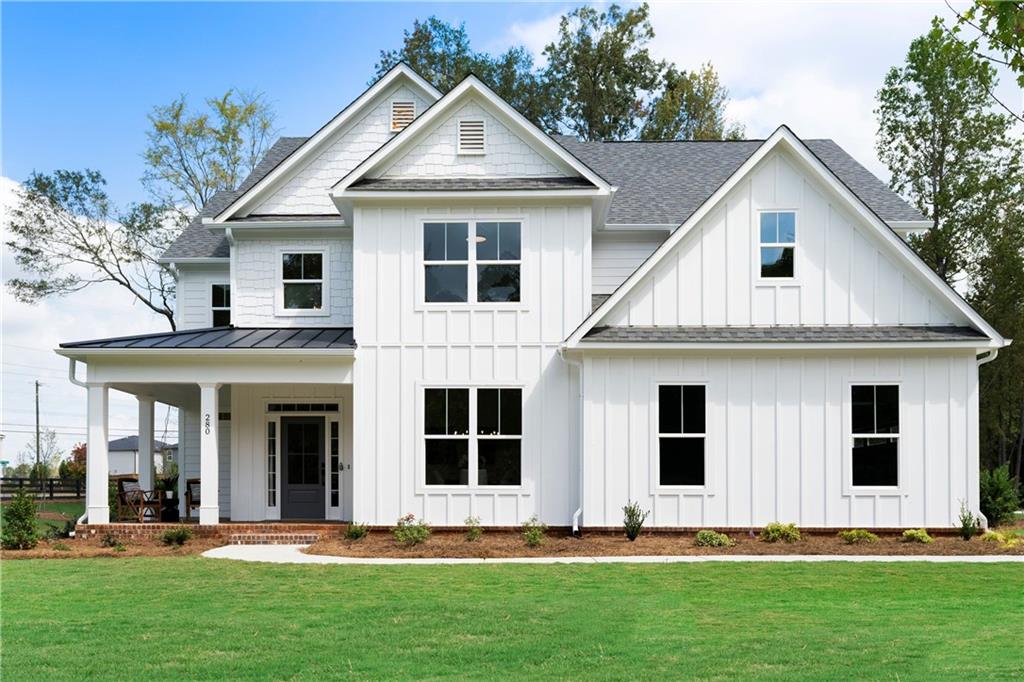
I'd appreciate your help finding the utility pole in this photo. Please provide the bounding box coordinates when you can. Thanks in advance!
[35,380,41,489]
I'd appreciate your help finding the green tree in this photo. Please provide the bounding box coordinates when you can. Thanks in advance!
[2,487,39,550]
[143,89,277,218]
[875,18,1020,283]
[59,443,87,482]
[951,1,1023,122]
[5,170,179,329]
[641,63,745,141]
[16,429,64,480]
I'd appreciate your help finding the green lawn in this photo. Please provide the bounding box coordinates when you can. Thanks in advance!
[0,499,83,535]
[2,559,1021,680]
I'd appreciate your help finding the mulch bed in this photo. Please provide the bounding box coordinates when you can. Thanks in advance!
[307,528,1024,559]
[2,535,224,560]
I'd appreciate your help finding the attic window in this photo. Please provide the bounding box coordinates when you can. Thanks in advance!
[457,119,486,155]
[391,101,416,132]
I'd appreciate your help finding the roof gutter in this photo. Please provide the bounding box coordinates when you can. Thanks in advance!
[55,348,356,360]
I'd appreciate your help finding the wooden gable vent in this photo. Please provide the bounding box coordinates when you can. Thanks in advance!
[390,101,416,132]
[457,119,486,155]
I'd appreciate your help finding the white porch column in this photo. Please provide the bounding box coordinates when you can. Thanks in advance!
[86,384,110,524]
[198,383,221,525]
[137,397,155,490]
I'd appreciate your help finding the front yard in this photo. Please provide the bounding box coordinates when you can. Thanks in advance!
[2,558,1021,679]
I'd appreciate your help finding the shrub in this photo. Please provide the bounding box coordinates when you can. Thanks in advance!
[160,527,194,546]
[981,530,1021,548]
[901,528,933,544]
[622,501,650,541]
[464,516,482,542]
[100,532,120,548]
[956,500,979,541]
[345,523,370,540]
[980,465,1020,527]
[760,522,801,543]
[1,488,39,550]
[391,513,431,546]
[694,529,733,547]
[838,529,879,544]
[114,543,127,552]
[46,520,76,540]
[521,515,548,547]
[52,542,71,552]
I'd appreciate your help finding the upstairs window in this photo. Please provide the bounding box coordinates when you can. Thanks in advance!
[658,384,706,486]
[211,284,231,327]
[851,385,899,487]
[457,119,486,154]
[759,211,796,278]
[281,252,324,311]
[390,101,415,132]
[424,221,521,304]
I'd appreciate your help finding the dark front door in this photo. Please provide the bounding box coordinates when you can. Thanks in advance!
[282,417,325,519]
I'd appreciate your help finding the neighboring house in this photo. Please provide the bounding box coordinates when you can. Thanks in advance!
[107,436,176,475]
[58,63,1009,529]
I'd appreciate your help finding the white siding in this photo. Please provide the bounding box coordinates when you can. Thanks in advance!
[601,150,969,328]
[351,203,590,526]
[381,99,564,178]
[592,231,666,295]
[175,264,230,330]
[583,352,979,528]
[233,236,352,327]
[255,85,430,215]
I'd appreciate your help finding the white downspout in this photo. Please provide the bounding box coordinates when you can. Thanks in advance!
[67,359,89,530]
[974,347,1001,529]
[560,347,585,537]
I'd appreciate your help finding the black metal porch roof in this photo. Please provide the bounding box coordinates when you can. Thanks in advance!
[59,327,356,350]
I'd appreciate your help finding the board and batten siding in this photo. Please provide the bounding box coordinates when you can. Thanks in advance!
[582,352,978,529]
[175,264,230,330]
[351,202,591,525]
[601,150,969,328]
[591,231,667,296]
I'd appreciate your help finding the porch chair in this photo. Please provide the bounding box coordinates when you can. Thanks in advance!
[185,478,201,521]
[113,475,161,523]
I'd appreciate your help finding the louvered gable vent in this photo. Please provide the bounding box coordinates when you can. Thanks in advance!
[457,119,486,155]
[390,101,415,132]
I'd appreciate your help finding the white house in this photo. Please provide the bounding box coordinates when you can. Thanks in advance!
[58,64,1009,529]
[107,436,176,476]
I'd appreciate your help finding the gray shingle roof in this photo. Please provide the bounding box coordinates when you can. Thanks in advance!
[60,326,355,350]
[108,436,174,451]
[349,177,595,191]
[582,326,986,344]
[555,136,925,225]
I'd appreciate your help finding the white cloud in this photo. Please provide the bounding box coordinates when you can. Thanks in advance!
[502,11,564,67]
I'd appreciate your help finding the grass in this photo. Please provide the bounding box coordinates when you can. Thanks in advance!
[0,498,83,535]
[3,559,1022,679]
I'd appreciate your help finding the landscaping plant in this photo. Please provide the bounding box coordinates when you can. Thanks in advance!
[345,523,370,540]
[521,515,548,547]
[760,522,801,543]
[1,488,39,550]
[838,529,879,544]
[901,528,933,544]
[694,529,733,547]
[100,533,120,548]
[464,516,482,542]
[160,527,194,546]
[392,513,431,546]
[52,542,71,552]
[957,501,980,541]
[981,530,1020,548]
[979,464,1020,527]
[622,501,649,541]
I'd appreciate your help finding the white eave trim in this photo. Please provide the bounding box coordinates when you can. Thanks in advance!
[157,256,228,266]
[569,340,1002,352]
[205,218,348,230]
[888,220,932,231]
[55,348,356,360]
[602,223,677,232]
[341,188,606,200]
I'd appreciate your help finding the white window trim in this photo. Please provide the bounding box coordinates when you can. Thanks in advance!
[416,216,527,311]
[456,117,486,155]
[650,380,713,494]
[275,248,330,317]
[755,209,799,284]
[210,281,231,327]
[416,382,528,494]
[390,99,416,132]
[843,381,903,496]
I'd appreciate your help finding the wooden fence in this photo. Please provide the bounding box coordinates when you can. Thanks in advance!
[1,477,84,499]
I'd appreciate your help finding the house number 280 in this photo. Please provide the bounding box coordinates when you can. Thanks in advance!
[204,414,212,435]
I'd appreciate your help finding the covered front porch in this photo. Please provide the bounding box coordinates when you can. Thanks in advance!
[57,327,355,525]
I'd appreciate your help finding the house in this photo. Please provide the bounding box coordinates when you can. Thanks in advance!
[107,436,176,476]
[58,63,1009,529]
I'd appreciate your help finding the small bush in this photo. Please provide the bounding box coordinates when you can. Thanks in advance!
[901,528,933,544]
[521,515,548,547]
[838,529,879,544]
[345,523,370,540]
[1,488,39,550]
[760,522,801,543]
[160,527,194,546]
[622,501,650,541]
[52,542,71,552]
[957,500,979,541]
[464,516,482,542]
[100,532,120,548]
[114,543,127,552]
[980,464,1020,527]
[694,529,733,547]
[981,530,1020,548]
[392,513,431,546]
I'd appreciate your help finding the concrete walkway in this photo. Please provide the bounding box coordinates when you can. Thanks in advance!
[202,544,1024,565]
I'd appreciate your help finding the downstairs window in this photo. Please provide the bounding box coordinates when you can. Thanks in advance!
[658,384,706,486]
[851,385,899,487]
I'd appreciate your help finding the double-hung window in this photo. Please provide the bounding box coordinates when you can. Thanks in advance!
[658,385,706,486]
[423,221,521,303]
[424,387,522,487]
[851,385,899,487]
[211,284,231,326]
[759,211,796,278]
[281,252,324,311]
